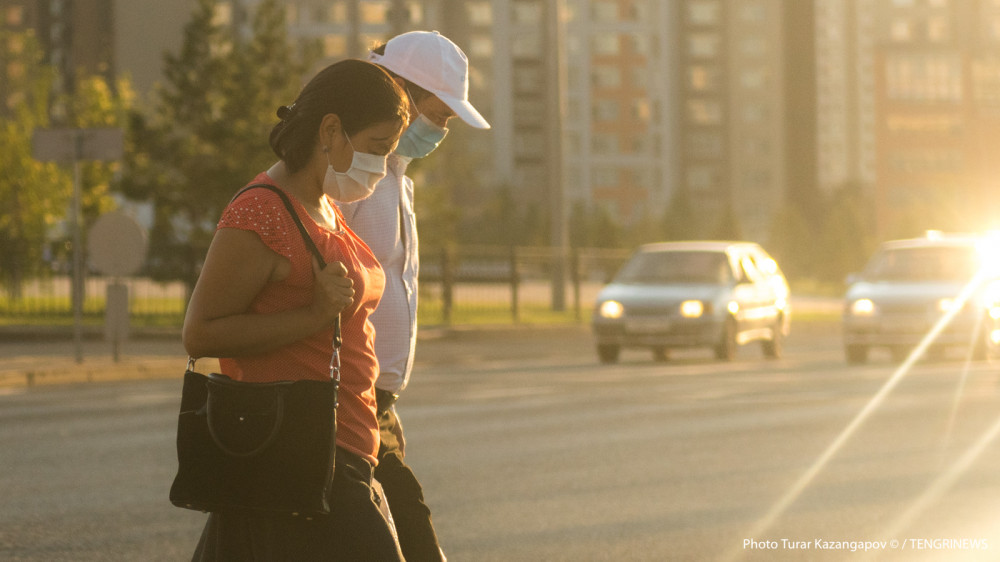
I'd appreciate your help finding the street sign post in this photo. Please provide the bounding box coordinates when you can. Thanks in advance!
[32,128,124,364]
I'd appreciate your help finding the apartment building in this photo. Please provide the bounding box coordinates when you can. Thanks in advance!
[816,0,1000,236]
[4,0,822,240]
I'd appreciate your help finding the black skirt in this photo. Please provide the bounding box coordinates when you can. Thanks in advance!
[191,448,403,562]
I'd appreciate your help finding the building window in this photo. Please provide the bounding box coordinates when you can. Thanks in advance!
[632,98,651,120]
[739,37,766,57]
[740,3,766,22]
[514,98,545,126]
[467,1,492,26]
[359,1,389,24]
[688,33,720,58]
[323,35,347,58]
[631,68,648,89]
[687,1,721,26]
[972,60,1000,105]
[406,1,424,24]
[740,69,766,89]
[688,132,723,158]
[629,2,650,21]
[591,66,621,88]
[891,19,912,42]
[592,34,619,56]
[592,1,618,22]
[516,131,546,156]
[593,167,618,186]
[592,136,619,154]
[742,104,766,123]
[927,17,949,42]
[689,65,718,91]
[627,33,650,56]
[511,30,543,58]
[515,66,543,94]
[593,99,619,121]
[322,2,348,24]
[687,99,722,125]
[513,0,542,24]
[686,166,718,191]
[469,36,492,58]
[886,55,962,102]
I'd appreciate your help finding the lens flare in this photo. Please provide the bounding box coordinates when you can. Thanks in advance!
[727,268,990,562]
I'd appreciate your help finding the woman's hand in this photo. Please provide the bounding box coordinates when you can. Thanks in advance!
[311,258,355,324]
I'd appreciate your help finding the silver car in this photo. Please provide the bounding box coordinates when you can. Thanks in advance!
[591,241,791,363]
[842,233,1000,364]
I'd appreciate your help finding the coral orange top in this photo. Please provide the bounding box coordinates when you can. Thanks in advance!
[216,173,385,465]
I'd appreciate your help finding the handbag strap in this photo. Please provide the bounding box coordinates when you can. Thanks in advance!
[230,183,343,381]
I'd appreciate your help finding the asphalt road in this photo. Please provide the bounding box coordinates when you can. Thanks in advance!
[4,322,1000,561]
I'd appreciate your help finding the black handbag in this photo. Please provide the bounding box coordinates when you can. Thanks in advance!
[169,184,343,518]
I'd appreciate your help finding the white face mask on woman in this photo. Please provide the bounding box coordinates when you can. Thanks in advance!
[322,133,387,203]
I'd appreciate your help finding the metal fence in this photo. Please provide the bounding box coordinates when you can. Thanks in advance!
[0,246,633,329]
[0,275,187,327]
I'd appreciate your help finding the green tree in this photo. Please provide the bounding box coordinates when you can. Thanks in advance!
[117,0,316,292]
[712,203,742,240]
[67,74,136,230]
[815,185,876,283]
[0,31,65,296]
[661,188,700,241]
[766,202,815,281]
[0,33,129,297]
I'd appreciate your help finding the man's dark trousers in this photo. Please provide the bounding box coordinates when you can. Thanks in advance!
[375,406,444,562]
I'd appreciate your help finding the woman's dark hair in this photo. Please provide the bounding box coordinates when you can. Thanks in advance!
[370,42,433,103]
[269,59,407,172]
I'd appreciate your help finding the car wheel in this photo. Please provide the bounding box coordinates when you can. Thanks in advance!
[714,318,738,361]
[652,346,670,362]
[597,344,620,364]
[845,344,868,365]
[761,319,784,359]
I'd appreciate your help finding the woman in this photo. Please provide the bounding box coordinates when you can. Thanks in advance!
[182,59,408,561]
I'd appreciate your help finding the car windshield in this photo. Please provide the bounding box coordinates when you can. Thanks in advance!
[862,246,980,282]
[615,250,733,285]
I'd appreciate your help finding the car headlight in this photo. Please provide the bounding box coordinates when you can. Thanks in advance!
[938,298,960,313]
[680,300,704,318]
[981,280,1000,318]
[599,300,624,319]
[850,298,876,316]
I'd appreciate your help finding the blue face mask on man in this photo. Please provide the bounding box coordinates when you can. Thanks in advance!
[395,113,449,159]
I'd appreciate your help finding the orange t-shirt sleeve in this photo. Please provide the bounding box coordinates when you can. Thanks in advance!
[217,189,300,262]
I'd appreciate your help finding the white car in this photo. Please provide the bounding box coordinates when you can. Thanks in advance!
[843,233,1000,364]
[592,241,791,363]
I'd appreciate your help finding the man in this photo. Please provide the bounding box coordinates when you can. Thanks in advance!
[339,30,490,561]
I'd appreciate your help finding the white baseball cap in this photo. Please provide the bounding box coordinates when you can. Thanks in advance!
[370,31,490,130]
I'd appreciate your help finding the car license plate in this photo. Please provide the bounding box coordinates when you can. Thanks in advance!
[627,318,671,334]
[880,319,925,334]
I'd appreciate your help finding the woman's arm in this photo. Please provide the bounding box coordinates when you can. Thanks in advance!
[181,227,353,358]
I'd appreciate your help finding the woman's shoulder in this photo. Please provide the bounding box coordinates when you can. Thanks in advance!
[227,181,289,212]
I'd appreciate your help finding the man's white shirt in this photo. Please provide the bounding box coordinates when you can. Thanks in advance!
[339,154,418,394]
